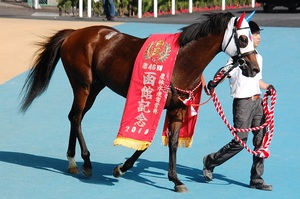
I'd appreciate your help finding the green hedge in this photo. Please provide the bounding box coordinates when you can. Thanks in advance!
[57,0,255,17]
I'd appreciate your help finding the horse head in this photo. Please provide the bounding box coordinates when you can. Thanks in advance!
[222,12,260,77]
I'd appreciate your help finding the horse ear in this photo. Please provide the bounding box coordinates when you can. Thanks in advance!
[236,12,245,28]
[246,11,256,22]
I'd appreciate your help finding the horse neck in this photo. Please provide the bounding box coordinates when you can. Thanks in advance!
[175,34,223,88]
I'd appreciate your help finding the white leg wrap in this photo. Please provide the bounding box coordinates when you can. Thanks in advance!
[67,155,77,168]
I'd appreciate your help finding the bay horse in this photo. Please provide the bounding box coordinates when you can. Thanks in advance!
[20,12,259,192]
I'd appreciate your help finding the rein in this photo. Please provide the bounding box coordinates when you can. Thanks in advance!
[207,67,277,159]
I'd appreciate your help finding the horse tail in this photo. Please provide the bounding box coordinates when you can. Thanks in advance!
[20,29,75,113]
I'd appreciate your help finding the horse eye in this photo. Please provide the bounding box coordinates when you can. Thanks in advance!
[238,35,248,48]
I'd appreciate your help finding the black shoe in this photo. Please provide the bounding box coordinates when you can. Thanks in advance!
[203,155,213,181]
[102,17,116,21]
[250,182,273,191]
[108,17,115,21]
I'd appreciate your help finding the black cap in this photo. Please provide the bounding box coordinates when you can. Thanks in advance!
[249,21,263,34]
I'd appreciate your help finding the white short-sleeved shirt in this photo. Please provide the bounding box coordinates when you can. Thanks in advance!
[228,52,263,98]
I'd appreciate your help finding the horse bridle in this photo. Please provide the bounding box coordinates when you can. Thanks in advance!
[223,24,256,67]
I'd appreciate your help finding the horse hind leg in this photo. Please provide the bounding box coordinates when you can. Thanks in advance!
[67,85,91,176]
[67,80,105,177]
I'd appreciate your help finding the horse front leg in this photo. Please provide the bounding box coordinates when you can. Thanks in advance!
[167,108,188,193]
[113,149,147,177]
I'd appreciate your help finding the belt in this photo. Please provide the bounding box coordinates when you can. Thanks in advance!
[235,94,260,101]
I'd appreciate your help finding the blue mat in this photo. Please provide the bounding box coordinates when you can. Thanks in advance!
[0,23,299,199]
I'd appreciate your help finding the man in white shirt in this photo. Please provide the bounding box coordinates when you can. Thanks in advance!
[203,21,275,191]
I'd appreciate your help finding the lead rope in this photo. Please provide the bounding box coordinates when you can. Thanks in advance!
[208,65,276,158]
[210,89,276,158]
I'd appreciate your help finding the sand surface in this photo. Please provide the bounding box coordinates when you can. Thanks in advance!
[0,18,120,84]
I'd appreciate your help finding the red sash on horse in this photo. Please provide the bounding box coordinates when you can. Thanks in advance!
[114,33,201,150]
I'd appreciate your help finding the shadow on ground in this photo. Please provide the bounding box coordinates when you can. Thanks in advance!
[0,151,249,190]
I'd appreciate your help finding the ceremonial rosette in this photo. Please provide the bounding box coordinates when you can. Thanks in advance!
[114,33,180,150]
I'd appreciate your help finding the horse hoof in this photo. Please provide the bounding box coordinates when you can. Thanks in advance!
[113,164,125,178]
[175,185,188,193]
[68,166,80,174]
[82,166,92,178]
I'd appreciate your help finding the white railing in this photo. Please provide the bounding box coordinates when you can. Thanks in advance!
[136,0,256,18]
[75,0,257,18]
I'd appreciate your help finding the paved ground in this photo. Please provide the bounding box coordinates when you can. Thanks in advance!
[0,2,300,199]
[1,24,300,198]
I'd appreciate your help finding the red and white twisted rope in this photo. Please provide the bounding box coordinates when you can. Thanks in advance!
[210,89,276,158]
[174,80,202,106]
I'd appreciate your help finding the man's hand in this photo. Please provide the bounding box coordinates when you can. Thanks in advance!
[266,84,276,95]
[207,80,217,90]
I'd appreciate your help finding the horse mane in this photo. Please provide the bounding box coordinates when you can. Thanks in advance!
[178,12,235,47]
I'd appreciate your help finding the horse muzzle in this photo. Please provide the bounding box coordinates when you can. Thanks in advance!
[233,51,260,77]
[240,59,260,77]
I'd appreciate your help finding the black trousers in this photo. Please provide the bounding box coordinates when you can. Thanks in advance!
[206,97,266,183]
